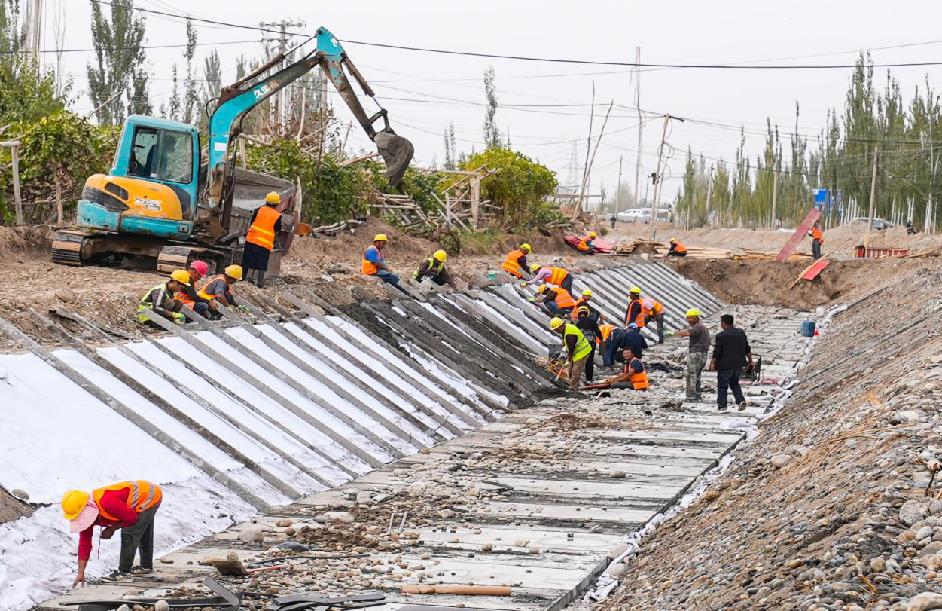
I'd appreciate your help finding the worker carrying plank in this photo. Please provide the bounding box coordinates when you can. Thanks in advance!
[808,221,824,259]
[173,260,214,319]
[537,284,577,317]
[137,269,190,326]
[362,233,399,285]
[668,238,688,257]
[198,264,245,318]
[549,317,592,390]
[591,346,649,390]
[413,249,457,288]
[242,191,283,287]
[526,263,573,292]
[501,243,532,279]
[61,480,163,585]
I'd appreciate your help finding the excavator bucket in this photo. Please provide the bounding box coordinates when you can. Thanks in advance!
[375,129,414,188]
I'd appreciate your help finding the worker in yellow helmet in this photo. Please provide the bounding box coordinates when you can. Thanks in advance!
[61,480,163,585]
[671,308,710,403]
[414,249,456,288]
[137,269,191,327]
[243,191,284,287]
[501,243,532,279]
[549,317,592,390]
[577,231,598,255]
[197,264,244,318]
[362,233,399,286]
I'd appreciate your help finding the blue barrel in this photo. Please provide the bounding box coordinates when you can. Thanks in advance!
[801,320,816,338]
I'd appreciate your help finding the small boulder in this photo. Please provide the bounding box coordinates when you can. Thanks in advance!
[275,519,293,528]
[238,527,264,544]
[154,601,169,611]
[907,591,942,611]
[771,454,793,468]
[10,489,28,501]
[901,500,928,527]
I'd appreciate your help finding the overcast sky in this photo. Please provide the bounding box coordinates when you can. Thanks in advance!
[45,0,942,206]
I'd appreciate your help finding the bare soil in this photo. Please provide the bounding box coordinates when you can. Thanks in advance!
[0,487,33,523]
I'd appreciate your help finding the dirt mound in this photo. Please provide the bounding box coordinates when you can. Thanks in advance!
[670,257,928,309]
[0,487,33,524]
[0,225,52,257]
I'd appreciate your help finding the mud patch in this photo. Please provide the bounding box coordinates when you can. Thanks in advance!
[0,487,34,524]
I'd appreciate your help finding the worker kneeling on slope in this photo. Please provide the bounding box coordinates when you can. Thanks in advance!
[198,264,244,318]
[549,317,592,390]
[62,480,163,585]
[138,269,190,326]
[362,234,399,286]
[595,346,648,390]
[527,263,573,293]
[414,249,457,288]
[501,243,532,279]
[173,260,215,318]
[537,284,577,317]
[602,322,648,367]
[242,191,283,287]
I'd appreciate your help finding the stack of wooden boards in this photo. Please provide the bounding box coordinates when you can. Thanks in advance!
[613,239,811,261]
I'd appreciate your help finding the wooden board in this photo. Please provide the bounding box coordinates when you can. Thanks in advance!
[775,208,821,262]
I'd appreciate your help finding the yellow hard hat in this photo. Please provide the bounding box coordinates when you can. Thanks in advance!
[61,489,90,521]
[265,191,281,205]
[170,269,191,286]
[520,243,532,252]
[549,317,565,330]
[670,238,678,243]
[629,286,641,294]
[374,233,388,242]
[686,308,702,317]
[536,284,549,294]
[582,289,593,297]
[433,249,447,262]
[589,231,597,238]
[529,263,541,273]
[577,305,590,316]
[225,264,243,281]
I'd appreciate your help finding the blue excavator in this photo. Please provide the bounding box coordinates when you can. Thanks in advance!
[52,27,413,274]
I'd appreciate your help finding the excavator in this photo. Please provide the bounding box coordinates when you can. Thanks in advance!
[52,27,413,274]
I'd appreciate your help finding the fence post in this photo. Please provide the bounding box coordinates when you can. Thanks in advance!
[1,141,23,225]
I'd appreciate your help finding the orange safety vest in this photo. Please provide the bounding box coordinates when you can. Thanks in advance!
[198,275,230,301]
[547,266,569,286]
[551,287,577,309]
[672,242,687,253]
[175,291,194,308]
[644,298,664,318]
[627,298,650,328]
[93,480,162,521]
[599,323,616,342]
[502,249,526,278]
[811,227,824,243]
[245,205,281,251]
[626,358,649,390]
[362,245,384,275]
[570,297,590,320]
[577,238,591,252]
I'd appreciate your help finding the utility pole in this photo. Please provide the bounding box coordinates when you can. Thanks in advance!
[633,46,643,210]
[614,154,624,218]
[865,150,878,248]
[650,114,683,239]
[771,168,778,229]
[260,19,305,136]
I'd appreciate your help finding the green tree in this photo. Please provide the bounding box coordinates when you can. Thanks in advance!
[460,147,558,229]
[182,17,198,124]
[482,66,501,149]
[87,0,149,125]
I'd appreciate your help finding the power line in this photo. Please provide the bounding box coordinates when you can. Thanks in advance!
[0,38,257,54]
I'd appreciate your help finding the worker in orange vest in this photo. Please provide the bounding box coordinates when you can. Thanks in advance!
[624,286,649,327]
[362,234,399,285]
[242,191,283,287]
[809,222,824,259]
[527,263,573,292]
[537,284,577,317]
[501,243,532,279]
[668,238,688,257]
[644,297,667,343]
[173,260,214,318]
[598,346,649,390]
[61,480,163,585]
[577,231,598,254]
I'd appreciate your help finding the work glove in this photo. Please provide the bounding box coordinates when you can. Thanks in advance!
[665,330,675,337]
[171,312,186,325]
[237,304,249,314]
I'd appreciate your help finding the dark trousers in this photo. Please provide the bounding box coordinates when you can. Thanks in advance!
[560,275,573,293]
[717,368,745,409]
[812,239,822,259]
[119,506,157,572]
[544,302,572,318]
[193,302,210,317]
[655,315,665,344]
[584,344,595,382]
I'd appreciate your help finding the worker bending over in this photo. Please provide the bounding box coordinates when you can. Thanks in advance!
[673,308,710,402]
[603,322,648,367]
[709,314,753,411]
[809,221,824,259]
[242,191,283,287]
[414,250,457,288]
[598,347,649,390]
[644,297,666,344]
[502,243,532,279]
[577,231,597,254]
[668,238,687,257]
[362,234,399,285]
[549,317,592,390]
[624,286,648,327]
[537,284,577,317]
[174,260,214,318]
[574,305,601,382]
[198,264,244,317]
[62,480,163,584]
[527,264,573,292]
[137,269,190,326]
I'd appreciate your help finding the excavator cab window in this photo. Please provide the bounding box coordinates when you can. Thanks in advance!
[128,125,193,185]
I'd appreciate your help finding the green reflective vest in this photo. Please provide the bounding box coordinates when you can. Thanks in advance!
[563,323,592,361]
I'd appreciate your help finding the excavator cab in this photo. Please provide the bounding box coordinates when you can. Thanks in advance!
[77,116,200,239]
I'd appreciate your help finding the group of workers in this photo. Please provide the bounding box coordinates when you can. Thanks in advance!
[136,191,289,325]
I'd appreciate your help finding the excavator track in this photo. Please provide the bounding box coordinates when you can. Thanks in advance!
[51,230,95,266]
[156,245,226,274]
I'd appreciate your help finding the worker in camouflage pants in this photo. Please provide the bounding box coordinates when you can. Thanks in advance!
[673,309,710,402]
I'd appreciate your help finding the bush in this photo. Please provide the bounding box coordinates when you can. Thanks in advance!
[460,147,558,230]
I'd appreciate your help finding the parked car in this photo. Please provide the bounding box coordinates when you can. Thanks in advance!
[616,209,652,223]
[851,217,894,230]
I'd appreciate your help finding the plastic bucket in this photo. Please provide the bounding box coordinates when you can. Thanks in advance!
[800,320,816,338]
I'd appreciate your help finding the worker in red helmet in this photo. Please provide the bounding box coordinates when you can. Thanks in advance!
[174,260,215,318]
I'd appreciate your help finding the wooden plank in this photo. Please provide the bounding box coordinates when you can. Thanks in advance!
[775,208,821,262]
